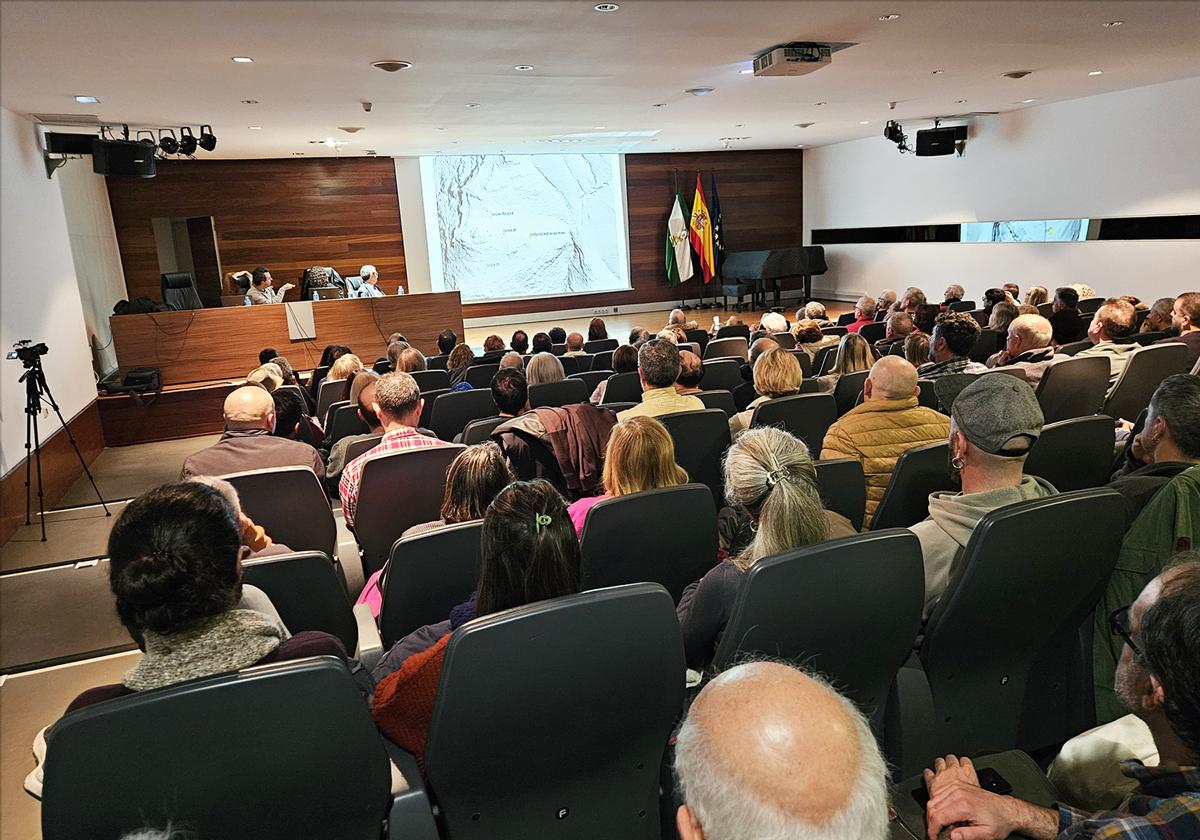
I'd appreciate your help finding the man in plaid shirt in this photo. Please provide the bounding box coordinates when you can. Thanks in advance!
[917,311,990,382]
[922,559,1200,839]
[339,371,449,529]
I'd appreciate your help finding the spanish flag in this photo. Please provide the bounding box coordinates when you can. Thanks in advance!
[688,173,716,283]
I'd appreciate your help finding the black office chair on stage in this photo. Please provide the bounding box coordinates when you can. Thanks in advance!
[161,271,203,310]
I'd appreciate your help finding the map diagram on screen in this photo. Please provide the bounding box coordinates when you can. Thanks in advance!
[960,219,1088,243]
[422,154,630,302]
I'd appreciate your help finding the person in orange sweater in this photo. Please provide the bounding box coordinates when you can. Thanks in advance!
[370,479,583,772]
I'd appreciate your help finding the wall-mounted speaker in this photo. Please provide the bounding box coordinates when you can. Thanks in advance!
[91,139,156,178]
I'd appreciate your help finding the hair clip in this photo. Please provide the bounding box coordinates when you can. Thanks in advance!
[766,467,790,488]
[534,513,552,532]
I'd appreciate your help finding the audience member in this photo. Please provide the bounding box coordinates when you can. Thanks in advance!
[918,311,987,380]
[982,288,1007,316]
[384,340,405,371]
[629,326,651,345]
[268,355,301,388]
[678,427,854,669]
[668,308,687,327]
[479,334,507,363]
[548,326,567,345]
[875,311,915,354]
[446,344,476,388]
[386,331,406,346]
[258,347,279,366]
[895,287,927,315]
[816,333,873,394]
[1142,297,1176,334]
[1003,282,1021,301]
[617,339,705,421]
[1050,286,1089,344]
[942,284,966,306]
[531,331,553,354]
[338,372,450,529]
[758,311,788,336]
[911,374,1053,617]
[729,347,804,437]
[326,353,363,383]
[1109,375,1200,528]
[567,415,688,534]
[247,363,283,392]
[371,480,583,768]
[820,356,949,527]
[875,289,898,314]
[1025,285,1050,307]
[986,313,1068,389]
[792,317,839,360]
[914,302,941,335]
[270,385,312,443]
[591,344,640,403]
[394,346,427,373]
[924,560,1200,839]
[1154,291,1200,368]
[845,296,878,334]
[1017,303,1041,317]
[491,368,529,418]
[526,352,566,385]
[904,332,932,367]
[674,661,890,840]
[181,386,324,480]
[676,350,705,395]
[326,379,384,490]
[987,301,1019,333]
[499,350,523,370]
[588,317,608,341]
[1120,295,1148,312]
[1074,298,1140,393]
[436,329,457,356]
[801,300,834,327]
[734,337,781,411]
[318,343,352,369]
[564,332,587,356]
[510,329,530,354]
[658,325,686,344]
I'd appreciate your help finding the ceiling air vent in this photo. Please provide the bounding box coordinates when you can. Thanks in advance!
[31,113,101,126]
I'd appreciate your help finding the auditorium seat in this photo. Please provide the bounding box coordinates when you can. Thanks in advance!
[325,402,370,448]
[1034,355,1109,423]
[315,377,352,424]
[677,341,702,356]
[579,484,717,601]
[770,332,797,350]
[684,328,710,352]
[223,466,336,558]
[968,309,989,329]
[41,657,436,840]
[373,358,392,375]
[426,354,449,371]
[788,349,813,377]
[429,389,498,441]
[703,336,749,362]
[354,445,465,575]
[1133,330,1168,346]
[418,388,449,430]
[813,345,838,376]
[558,355,583,376]
[833,369,870,416]
[821,325,848,337]
[583,338,618,353]
[714,530,923,730]
[409,369,450,392]
[549,342,568,356]
[916,379,940,410]
[699,357,742,392]
[242,550,382,667]
[600,370,643,404]
[969,329,1005,364]
[895,489,1123,766]
[412,584,683,839]
[460,415,506,444]
[657,409,731,504]
[695,389,736,417]
[307,364,331,397]
[835,312,856,327]
[947,300,976,312]
[1103,342,1189,421]
[1077,297,1104,315]
[591,349,614,370]
[715,323,751,340]
[1037,302,1055,318]
[858,321,887,344]
[529,378,589,408]
[601,402,637,414]
[750,392,837,453]
[1057,339,1092,357]
[569,369,610,395]
[814,458,867,531]
[380,521,483,646]
[344,433,384,464]
[160,270,203,311]
[1024,415,1116,491]
[464,363,500,389]
[870,441,953,530]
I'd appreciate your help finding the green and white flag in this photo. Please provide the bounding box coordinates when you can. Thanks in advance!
[665,191,694,286]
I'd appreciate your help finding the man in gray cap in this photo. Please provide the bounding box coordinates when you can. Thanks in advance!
[911,373,1057,618]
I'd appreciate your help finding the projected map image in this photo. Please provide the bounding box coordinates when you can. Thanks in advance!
[960,219,1089,243]
[422,154,630,302]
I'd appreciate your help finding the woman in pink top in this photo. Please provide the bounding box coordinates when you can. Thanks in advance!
[568,415,690,536]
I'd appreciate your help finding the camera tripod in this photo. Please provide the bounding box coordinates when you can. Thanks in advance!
[21,355,109,541]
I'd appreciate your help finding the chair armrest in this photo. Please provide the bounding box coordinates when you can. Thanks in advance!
[380,740,439,840]
[353,602,384,671]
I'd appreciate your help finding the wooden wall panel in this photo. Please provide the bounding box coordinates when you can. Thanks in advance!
[99,383,235,447]
[462,149,803,319]
[106,158,407,302]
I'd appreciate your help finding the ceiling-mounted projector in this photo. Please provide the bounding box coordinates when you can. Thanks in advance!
[753,42,833,76]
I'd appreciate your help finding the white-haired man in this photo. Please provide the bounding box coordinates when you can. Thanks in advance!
[758,311,788,335]
[846,296,878,334]
[801,300,833,327]
[668,308,687,327]
[355,265,386,298]
[986,313,1069,389]
[943,284,966,307]
[674,661,890,840]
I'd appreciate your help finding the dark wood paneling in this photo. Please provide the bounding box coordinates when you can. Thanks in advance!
[0,401,105,543]
[99,383,236,446]
[106,158,407,302]
[462,149,803,318]
[110,292,462,384]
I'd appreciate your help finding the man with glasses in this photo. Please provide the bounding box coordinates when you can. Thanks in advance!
[921,557,1200,839]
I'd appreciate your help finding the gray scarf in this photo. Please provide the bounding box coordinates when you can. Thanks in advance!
[123,609,288,692]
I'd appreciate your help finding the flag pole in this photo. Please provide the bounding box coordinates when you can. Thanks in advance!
[673,169,691,311]
[695,169,712,310]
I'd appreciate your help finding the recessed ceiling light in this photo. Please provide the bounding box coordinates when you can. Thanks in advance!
[1088,70,1103,76]
[594,126,606,129]
[73,95,99,104]
[371,60,413,72]
[231,56,254,63]
[652,103,667,108]
[1102,20,1123,27]
[878,13,901,20]
[594,3,620,11]
[1017,98,1038,104]
[930,69,945,75]
[739,68,754,75]
[734,123,744,127]
[435,127,446,131]
[813,101,827,106]
[241,99,259,104]
[685,87,714,96]
[795,122,814,128]
[292,152,305,156]
[248,125,262,130]
[513,64,535,71]
[796,144,805,148]
[465,102,481,108]
[859,120,870,125]
[954,99,967,104]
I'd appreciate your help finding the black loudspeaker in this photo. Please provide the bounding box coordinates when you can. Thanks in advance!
[45,132,97,155]
[91,139,156,178]
[915,125,968,157]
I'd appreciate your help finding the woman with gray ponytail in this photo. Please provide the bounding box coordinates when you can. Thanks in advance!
[676,427,856,670]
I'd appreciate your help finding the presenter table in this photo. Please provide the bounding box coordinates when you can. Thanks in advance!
[110,292,463,385]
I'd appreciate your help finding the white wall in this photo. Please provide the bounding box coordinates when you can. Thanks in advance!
[0,107,97,474]
[393,157,432,295]
[804,76,1200,304]
[57,160,129,377]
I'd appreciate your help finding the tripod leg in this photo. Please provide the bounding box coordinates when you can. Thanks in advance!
[31,408,46,542]
[36,369,110,515]
[24,400,33,526]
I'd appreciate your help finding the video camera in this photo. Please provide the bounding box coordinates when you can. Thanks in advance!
[6,340,49,368]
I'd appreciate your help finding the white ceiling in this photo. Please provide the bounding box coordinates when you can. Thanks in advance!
[3,0,1200,159]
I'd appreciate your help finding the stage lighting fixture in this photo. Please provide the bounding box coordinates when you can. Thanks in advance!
[178,127,198,155]
[883,119,909,153]
[136,130,156,146]
[158,129,179,154]
[198,125,217,152]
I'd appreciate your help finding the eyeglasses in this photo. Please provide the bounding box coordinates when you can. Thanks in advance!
[1108,605,1142,657]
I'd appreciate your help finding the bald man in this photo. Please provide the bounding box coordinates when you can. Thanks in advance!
[180,385,324,480]
[674,661,889,840]
[821,356,950,526]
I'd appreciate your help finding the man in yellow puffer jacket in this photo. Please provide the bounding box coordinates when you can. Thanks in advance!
[820,356,951,528]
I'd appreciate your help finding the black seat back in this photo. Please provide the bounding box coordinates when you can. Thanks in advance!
[870,441,953,530]
[464,363,501,389]
[704,336,749,361]
[430,389,498,441]
[714,530,924,725]
[325,402,370,447]
[813,344,838,375]
[42,658,392,840]
[410,369,451,392]
[916,379,940,410]
[657,409,731,504]
[343,433,383,464]
[750,393,837,453]
[419,388,450,429]
[696,389,737,417]
[380,521,483,646]
[814,458,867,531]
[789,349,813,377]
[529,378,589,408]
[583,338,618,353]
[461,415,506,444]
[161,271,202,310]
[424,584,684,840]
[570,369,610,395]
[601,370,644,404]
[1103,343,1189,422]
[700,358,742,392]
[858,321,886,344]
[591,349,614,370]
[1025,415,1117,491]
[684,328,710,352]
[1078,297,1104,315]
[223,466,336,557]
[315,377,352,423]
[242,551,356,652]
[833,370,870,416]
[947,300,976,312]
[969,329,1005,363]
[715,324,750,340]
[1033,355,1111,423]
[921,489,1124,756]
[1058,339,1092,357]
[580,484,717,601]
[771,332,797,350]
